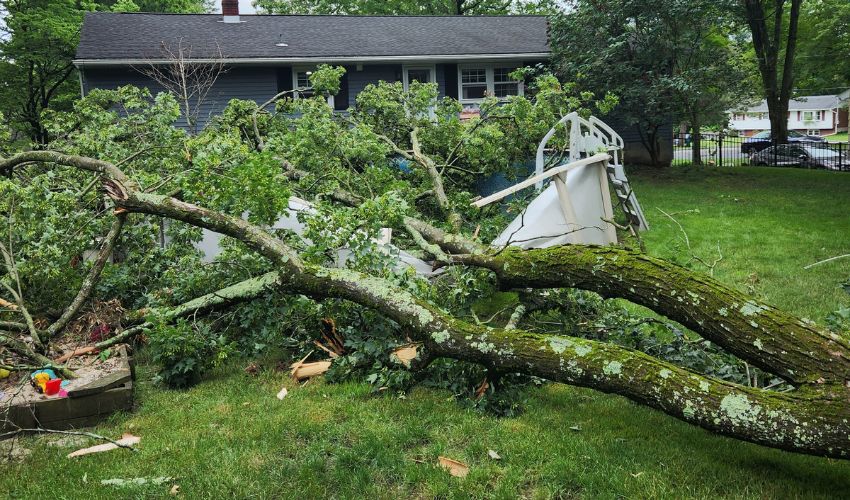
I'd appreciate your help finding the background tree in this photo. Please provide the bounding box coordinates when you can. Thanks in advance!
[0,0,210,145]
[550,0,749,167]
[793,0,850,97]
[253,0,517,15]
[739,0,803,143]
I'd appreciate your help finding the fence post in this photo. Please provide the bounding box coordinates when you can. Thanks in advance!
[717,132,724,167]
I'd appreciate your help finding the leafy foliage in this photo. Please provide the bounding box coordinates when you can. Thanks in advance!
[550,0,751,165]
[0,64,803,411]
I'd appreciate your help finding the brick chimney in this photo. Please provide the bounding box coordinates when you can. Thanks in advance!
[222,0,240,23]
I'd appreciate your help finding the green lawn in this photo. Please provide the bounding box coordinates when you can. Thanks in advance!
[3,166,850,498]
[631,165,850,322]
[827,132,847,143]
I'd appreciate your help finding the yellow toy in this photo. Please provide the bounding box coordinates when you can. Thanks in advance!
[32,372,50,393]
[0,368,10,379]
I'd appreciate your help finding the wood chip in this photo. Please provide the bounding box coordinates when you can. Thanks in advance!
[0,297,18,310]
[276,387,288,400]
[438,456,469,478]
[391,344,419,367]
[67,434,140,458]
[487,449,501,460]
[170,484,181,495]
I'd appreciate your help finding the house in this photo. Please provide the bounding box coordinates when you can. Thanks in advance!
[74,2,671,164]
[728,94,849,137]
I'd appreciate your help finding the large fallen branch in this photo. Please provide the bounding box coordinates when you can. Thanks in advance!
[4,151,850,458]
[416,222,850,387]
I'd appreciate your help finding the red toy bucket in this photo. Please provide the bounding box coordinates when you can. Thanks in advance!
[45,378,61,396]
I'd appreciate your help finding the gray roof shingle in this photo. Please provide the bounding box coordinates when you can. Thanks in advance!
[737,95,845,112]
[75,13,550,62]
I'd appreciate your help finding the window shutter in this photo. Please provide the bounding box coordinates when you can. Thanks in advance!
[334,67,350,111]
[444,63,458,100]
[277,66,293,93]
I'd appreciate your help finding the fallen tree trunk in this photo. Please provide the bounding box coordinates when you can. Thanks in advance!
[415,224,850,387]
[4,151,850,458]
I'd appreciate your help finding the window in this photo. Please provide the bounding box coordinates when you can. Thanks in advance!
[816,110,824,120]
[807,129,821,136]
[294,70,315,98]
[403,66,435,91]
[461,68,488,100]
[458,65,523,102]
[802,111,814,121]
[493,68,519,98]
[293,68,334,107]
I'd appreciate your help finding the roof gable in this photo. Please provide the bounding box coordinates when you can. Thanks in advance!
[75,13,550,63]
[734,94,845,113]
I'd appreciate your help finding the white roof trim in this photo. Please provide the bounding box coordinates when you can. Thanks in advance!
[73,52,551,67]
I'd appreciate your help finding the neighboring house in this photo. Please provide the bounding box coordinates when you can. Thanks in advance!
[728,94,849,137]
[74,2,671,164]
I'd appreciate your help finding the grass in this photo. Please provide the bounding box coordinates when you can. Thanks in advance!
[827,132,848,143]
[630,165,850,321]
[2,166,850,498]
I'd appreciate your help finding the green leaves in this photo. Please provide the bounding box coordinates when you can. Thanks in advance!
[309,64,347,95]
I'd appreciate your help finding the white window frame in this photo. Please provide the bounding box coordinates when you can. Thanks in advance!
[292,66,334,108]
[802,110,814,121]
[457,63,525,104]
[402,65,437,91]
[807,129,821,136]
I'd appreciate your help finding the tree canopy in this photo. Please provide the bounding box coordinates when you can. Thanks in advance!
[0,0,210,144]
[550,0,753,165]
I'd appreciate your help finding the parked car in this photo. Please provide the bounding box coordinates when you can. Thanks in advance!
[740,130,827,154]
[750,144,847,170]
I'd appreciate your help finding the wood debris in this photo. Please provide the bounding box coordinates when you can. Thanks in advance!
[290,361,332,381]
[0,297,19,310]
[474,378,490,400]
[53,346,98,364]
[67,433,140,458]
[314,318,346,358]
[391,344,419,368]
[438,456,469,478]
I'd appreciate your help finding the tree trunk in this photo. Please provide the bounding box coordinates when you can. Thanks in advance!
[454,246,850,387]
[691,115,702,166]
[743,0,803,144]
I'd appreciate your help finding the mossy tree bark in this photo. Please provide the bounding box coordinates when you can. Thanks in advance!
[4,151,850,459]
[419,229,850,387]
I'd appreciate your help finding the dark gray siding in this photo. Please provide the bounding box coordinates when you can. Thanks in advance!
[81,66,277,129]
[346,64,401,106]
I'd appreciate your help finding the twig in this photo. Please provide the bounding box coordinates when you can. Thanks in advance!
[0,242,45,351]
[804,254,850,270]
[252,88,302,151]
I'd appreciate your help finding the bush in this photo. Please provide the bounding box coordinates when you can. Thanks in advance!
[148,318,234,388]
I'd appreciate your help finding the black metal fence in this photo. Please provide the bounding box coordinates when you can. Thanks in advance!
[672,133,850,171]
